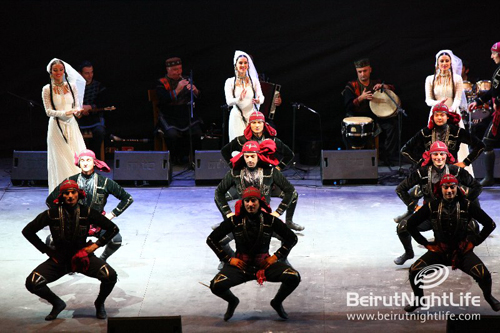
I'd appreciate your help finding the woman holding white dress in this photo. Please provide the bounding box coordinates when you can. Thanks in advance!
[425,50,473,174]
[224,51,264,141]
[42,58,86,192]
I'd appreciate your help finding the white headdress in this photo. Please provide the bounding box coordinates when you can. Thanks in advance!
[434,50,467,109]
[46,58,86,108]
[233,50,259,85]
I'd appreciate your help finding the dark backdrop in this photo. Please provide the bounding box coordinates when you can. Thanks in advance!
[1,0,499,156]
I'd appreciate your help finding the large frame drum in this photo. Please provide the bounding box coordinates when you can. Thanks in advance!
[342,116,375,149]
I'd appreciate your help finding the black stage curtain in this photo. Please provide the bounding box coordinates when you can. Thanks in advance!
[1,0,498,155]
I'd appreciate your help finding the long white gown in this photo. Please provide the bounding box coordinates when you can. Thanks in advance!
[42,83,86,192]
[425,73,473,175]
[224,77,264,141]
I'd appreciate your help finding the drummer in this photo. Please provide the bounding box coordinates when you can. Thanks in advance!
[342,58,398,165]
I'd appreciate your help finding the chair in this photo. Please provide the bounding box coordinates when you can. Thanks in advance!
[148,89,168,151]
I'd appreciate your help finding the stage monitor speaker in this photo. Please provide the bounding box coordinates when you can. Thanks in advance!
[471,148,500,179]
[108,315,182,333]
[113,151,171,184]
[446,314,500,332]
[11,151,48,181]
[194,150,230,185]
[321,149,378,184]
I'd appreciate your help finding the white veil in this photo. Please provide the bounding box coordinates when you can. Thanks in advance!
[233,50,259,86]
[46,58,86,108]
[435,50,467,109]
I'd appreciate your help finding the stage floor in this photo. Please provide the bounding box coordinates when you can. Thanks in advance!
[1,160,500,332]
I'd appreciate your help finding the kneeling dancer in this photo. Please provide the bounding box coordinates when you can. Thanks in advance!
[405,174,500,312]
[23,180,119,320]
[207,187,301,321]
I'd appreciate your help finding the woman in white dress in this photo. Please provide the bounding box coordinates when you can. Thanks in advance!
[224,50,264,141]
[42,58,86,192]
[425,50,473,174]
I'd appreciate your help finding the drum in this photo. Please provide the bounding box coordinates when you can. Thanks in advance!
[342,117,375,149]
[471,104,492,120]
[370,89,400,118]
[463,81,475,98]
[476,80,491,95]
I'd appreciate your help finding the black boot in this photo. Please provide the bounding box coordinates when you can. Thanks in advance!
[270,281,299,319]
[393,210,412,223]
[32,285,66,321]
[478,278,500,312]
[94,281,116,320]
[215,290,239,321]
[480,151,496,186]
[394,233,414,265]
[285,193,304,231]
[99,242,121,262]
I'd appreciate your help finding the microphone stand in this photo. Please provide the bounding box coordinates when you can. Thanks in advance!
[7,91,43,151]
[380,85,407,177]
[187,70,195,170]
[300,104,323,153]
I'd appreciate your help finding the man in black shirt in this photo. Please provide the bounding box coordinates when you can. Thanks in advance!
[207,187,300,321]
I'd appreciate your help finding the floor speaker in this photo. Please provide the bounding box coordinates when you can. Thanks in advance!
[194,150,230,185]
[321,150,378,184]
[113,151,171,184]
[471,148,500,179]
[108,315,182,333]
[11,151,48,181]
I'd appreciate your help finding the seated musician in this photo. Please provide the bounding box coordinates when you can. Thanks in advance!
[156,57,202,164]
[342,58,398,165]
[77,61,107,155]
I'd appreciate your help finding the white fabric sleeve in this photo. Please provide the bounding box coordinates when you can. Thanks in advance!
[42,85,70,119]
[450,74,463,112]
[424,75,438,107]
[224,78,239,106]
[254,80,264,105]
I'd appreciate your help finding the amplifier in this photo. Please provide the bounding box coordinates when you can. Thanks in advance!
[321,149,378,184]
[194,150,230,184]
[11,151,48,181]
[113,151,171,184]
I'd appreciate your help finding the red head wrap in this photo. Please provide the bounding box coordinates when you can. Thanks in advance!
[491,42,500,53]
[74,149,110,172]
[421,140,456,167]
[243,111,277,139]
[53,179,86,204]
[428,102,461,129]
[230,140,279,169]
[439,174,459,187]
[234,186,272,216]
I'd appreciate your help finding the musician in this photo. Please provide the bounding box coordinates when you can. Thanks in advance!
[156,57,202,164]
[401,102,484,167]
[405,174,500,313]
[469,42,500,186]
[342,58,398,165]
[78,61,107,155]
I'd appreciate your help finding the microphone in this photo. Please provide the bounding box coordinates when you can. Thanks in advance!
[291,102,301,109]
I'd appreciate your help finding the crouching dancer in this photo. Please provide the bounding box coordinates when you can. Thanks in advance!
[207,187,301,321]
[405,174,500,312]
[23,180,119,320]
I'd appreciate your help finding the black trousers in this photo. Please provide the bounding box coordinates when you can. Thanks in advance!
[25,253,117,293]
[483,121,500,150]
[377,116,398,160]
[409,250,491,299]
[210,261,300,295]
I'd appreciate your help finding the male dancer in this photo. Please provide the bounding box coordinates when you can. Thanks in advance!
[215,140,301,230]
[23,180,119,320]
[469,41,500,186]
[208,187,300,321]
[405,174,500,312]
[394,141,481,265]
[47,149,133,261]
